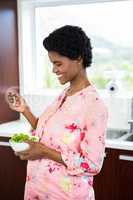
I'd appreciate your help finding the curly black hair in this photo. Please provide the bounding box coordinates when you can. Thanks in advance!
[43,25,92,68]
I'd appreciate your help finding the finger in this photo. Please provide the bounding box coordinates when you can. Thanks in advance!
[14,151,28,159]
[17,150,30,155]
[14,151,19,156]
[8,104,18,110]
[23,140,35,146]
[14,93,24,102]
[20,155,27,160]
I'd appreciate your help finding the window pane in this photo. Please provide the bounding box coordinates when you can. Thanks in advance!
[35,1,133,90]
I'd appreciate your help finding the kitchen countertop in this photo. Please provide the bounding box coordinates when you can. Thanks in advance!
[0,120,133,151]
[105,138,133,151]
[0,120,31,137]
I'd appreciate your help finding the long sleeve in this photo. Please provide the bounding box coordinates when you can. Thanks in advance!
[61,93,108,176]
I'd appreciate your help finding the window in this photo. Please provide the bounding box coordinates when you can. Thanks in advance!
[18,0,133,94]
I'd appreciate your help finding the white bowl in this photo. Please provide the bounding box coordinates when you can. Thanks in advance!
[9,141,30,152]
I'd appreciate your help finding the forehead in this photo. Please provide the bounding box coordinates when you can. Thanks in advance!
[48,51,70,63]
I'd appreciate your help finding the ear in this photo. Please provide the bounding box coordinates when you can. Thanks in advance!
[77,56,82,61]
[77,56,83,65]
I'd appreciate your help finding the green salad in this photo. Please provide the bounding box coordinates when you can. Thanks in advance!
[10,133,38,143]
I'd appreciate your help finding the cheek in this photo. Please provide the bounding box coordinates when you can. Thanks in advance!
[65,69,75,79]
[63,62,78,79]
[68,66,79,78]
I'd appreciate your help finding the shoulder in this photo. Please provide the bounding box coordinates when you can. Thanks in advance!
[84,86,108,116]
[84,85,100,105]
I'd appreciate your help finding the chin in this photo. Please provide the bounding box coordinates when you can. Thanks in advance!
[59,79,68,85]
[60,82,66,85]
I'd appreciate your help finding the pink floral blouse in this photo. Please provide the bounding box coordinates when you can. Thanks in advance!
[24,85,108,200]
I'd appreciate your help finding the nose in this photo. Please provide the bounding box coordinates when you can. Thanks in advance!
[52,65,58,74]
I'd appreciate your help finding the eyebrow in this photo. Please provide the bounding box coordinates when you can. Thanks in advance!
[52,61,61,64]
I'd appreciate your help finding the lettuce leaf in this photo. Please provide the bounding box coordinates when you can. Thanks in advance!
[10,133,39,143]
[10,133,30,143]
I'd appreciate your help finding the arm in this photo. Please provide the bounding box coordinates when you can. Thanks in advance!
[43,145,67,167]
[16,95,107,170]
[60,96,108,176]
[22,107,38,130]
[7,92,38,129]
[16,140,67,168]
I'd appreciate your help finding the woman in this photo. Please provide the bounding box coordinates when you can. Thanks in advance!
[8,25,108,200]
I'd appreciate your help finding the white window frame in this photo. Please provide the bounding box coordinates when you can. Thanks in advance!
[17,0,131,96]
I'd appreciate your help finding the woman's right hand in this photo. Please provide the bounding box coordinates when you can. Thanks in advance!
[7,92,29,113]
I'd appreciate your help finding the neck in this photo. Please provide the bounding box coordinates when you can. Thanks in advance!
[68,70,91,95]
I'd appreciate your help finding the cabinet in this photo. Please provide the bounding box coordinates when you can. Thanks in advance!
[94,148,133,200]
[0,145,27,200]
[0,0,19,123]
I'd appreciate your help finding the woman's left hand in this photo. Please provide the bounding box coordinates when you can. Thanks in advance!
[15,141,48,161]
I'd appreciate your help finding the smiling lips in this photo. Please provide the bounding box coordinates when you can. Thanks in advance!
[56,74,64,79]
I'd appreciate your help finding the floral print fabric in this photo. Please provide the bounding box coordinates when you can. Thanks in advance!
[24,85,108,200]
